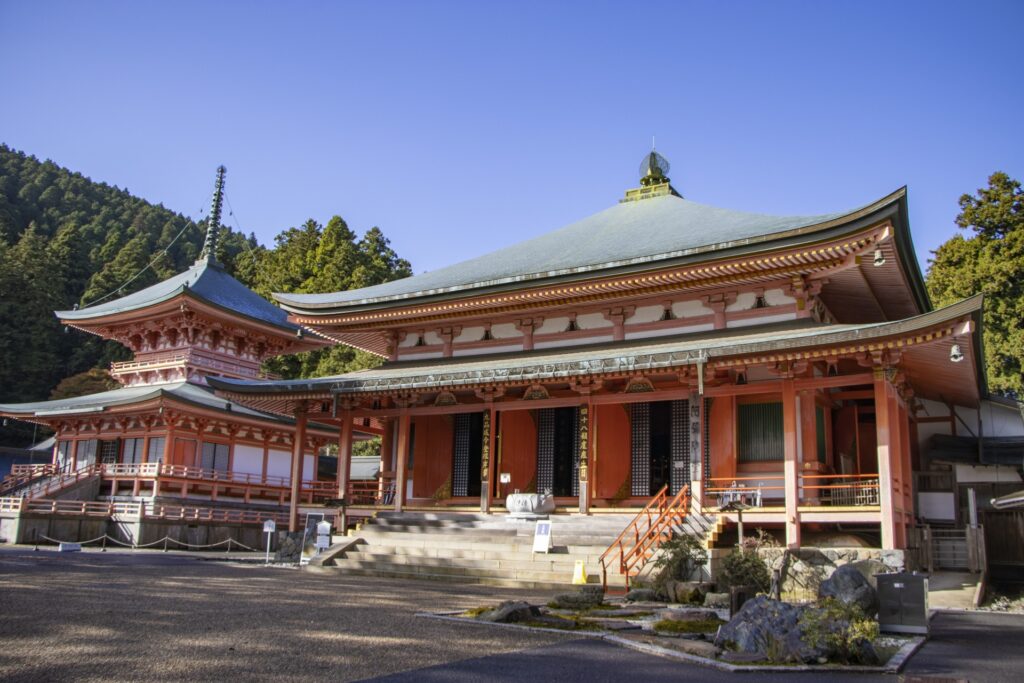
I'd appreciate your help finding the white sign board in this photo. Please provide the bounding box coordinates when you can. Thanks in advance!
[499,472,511,484]
[263,519,277,534]
[533,520,552,553]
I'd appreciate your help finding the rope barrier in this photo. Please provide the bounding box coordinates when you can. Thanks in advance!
[35,533,262,554]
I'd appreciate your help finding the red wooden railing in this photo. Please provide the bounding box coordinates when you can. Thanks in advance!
[598,484,690,591]
[0,496,289,525]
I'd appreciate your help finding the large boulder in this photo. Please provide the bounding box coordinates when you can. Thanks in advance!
[713,596,880,665]
[818,564,878,616]
[703,592,730,608]
[550,586,604,609]
[848,559,891,589]
[478,601,540,623]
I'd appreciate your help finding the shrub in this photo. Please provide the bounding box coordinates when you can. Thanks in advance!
[799,597,880,664]
[719,549,770,592]
[653,534,708,591]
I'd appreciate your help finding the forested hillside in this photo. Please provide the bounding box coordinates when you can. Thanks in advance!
[0,145,410,446]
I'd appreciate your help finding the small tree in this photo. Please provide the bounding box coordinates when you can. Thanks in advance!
[653,533,708,594]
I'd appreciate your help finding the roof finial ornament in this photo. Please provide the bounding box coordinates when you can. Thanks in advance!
[639,149,670,187]
[201,165,226,264]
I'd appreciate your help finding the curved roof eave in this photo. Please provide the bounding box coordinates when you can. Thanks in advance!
[275,188,912,316]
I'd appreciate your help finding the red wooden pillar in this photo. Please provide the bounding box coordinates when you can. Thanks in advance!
[782,379,801,548]
[394,413,411,512]
[481,406,496,514]
[289,404,307,533]
[379,417,394,501]
[337,411,354,501]
[873,371,897,549]
[889,390,905,548]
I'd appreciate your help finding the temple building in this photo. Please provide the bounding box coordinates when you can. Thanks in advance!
[206,151,1021,582]
[3,153,1020,586]
[0,167,363,544]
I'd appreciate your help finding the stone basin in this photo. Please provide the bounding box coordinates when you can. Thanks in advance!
[505,492,555,516]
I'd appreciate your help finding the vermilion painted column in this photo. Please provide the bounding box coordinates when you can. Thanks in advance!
[782,379,801,548]
[289,404,307,533]
[394,413,411,512]
[889,390,905,548]
[337,411,354,500]
[873,370,897,550]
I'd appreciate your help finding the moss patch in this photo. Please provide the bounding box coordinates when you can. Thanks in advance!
[653,617,725,634]
[462,605,494,618]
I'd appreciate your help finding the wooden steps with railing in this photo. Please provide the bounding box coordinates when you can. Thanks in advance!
[598,484,691,591]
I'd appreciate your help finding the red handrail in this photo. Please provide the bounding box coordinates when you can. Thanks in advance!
[599,484,690,591]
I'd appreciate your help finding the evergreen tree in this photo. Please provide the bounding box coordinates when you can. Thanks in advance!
[927,172,1024,396]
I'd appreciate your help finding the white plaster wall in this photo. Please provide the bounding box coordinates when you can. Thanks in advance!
[726,312,797,329]
[454,326,485,343]
[398,334,419,348]
[534,335,614,350]
[422,331,442,345]
[672,299,713,318]
[955,464,1022,484]
[576,313,612,330]
[727,292,757,312]
[535,317,570,335]
[267,449,291,479]
[232,444,263,476]
[399,350,445,361]
[916,398,1024,453]
[303,454,315,481]
[765,288,795,305]
[490,323,521,339]
[455,344,523,357]
[630,305,664,325]
[623,323,715,341]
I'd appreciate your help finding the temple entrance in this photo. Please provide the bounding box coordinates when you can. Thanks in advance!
[452,413,484,497]
[537,407,579,497]
[632,400,689,497]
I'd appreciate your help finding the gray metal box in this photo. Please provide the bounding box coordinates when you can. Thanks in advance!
[876,572,929,635]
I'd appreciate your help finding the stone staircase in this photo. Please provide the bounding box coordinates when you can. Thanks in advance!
[323,511,637,590]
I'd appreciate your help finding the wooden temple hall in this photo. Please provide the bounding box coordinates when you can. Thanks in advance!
[206,151,987,554]
[0,153,1001,575]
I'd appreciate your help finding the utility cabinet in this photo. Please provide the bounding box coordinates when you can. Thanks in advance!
[876,572,929,635]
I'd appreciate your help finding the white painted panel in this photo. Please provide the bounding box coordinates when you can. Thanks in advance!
[534,335,614,350]
[398,334,419,348]
[535,317,569,335]
[630,305,664,324]
[764,288,794,305]
[726,312,797,328]
[454,326,485,343]
[576,313,611,329]
[267,449,291,479]
[303,454,315,481]
[919,492,956,521]
[955,464,1022,484]
[422,331,442,345]
[490,323,520,339]
[727,292,757,312]
[232,444,263,476]
[624,323,715,341]
[673,299,712,318]
[454,344,522,357]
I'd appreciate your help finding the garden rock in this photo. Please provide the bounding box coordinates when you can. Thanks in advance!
[666,580,707,604]
[624,588,659,603]
[849,559,891,589]
[478,601,539,623]
[703,592,730,608]
[550,588,603,609]
[656,608,720,622]
[819,564,878,616]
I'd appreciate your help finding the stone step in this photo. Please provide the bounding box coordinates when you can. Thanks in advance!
[346,548,608,569]
[330,557,624,585]
[348,545,608,564]
[311,564,610,591]
[352,534,612,555]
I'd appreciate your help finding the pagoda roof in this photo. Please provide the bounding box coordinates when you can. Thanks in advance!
[0,381,330,432]
[57,257,300,334]
[210,295,984,407]
[276,188,923,315]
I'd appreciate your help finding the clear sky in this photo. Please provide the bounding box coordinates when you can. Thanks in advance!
[1,1,1021,276]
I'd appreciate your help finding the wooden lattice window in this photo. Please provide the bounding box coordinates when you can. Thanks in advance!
[737,402,784,462]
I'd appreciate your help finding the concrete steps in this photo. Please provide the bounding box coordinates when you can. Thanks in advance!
[323,512,636,589]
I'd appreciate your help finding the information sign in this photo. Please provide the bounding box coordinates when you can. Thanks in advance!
[533,520,552,553]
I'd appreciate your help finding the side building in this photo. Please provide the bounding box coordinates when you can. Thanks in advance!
[0,167,374,547]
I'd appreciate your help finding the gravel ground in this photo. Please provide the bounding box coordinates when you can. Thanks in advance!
[0,547,572,682]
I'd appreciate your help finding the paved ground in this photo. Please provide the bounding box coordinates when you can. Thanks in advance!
[928,571,981,610]
[1,547,1022,682]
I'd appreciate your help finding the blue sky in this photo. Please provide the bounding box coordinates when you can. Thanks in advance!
[1,1,1021,276]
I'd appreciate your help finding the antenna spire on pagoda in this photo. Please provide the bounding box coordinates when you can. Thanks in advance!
[201,165,226,264]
